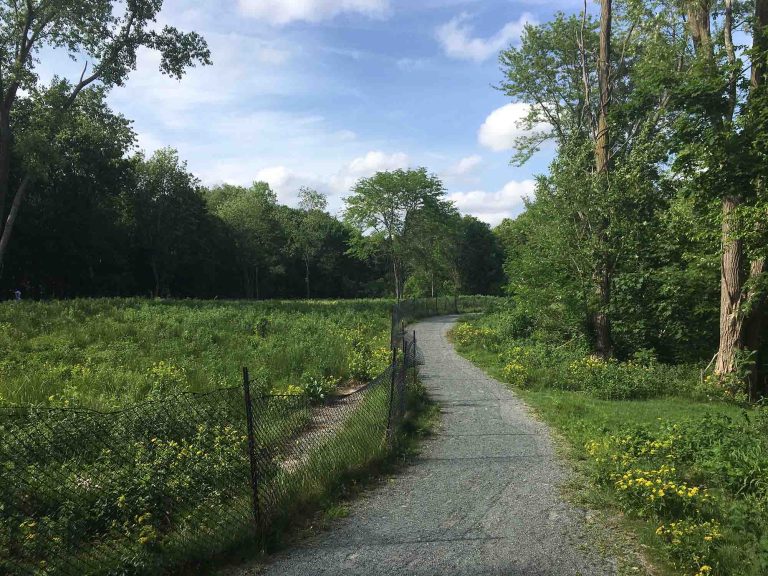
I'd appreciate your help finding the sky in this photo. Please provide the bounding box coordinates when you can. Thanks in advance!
[48,0,585,226]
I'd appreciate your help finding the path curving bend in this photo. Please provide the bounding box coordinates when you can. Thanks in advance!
[257,316,615,576]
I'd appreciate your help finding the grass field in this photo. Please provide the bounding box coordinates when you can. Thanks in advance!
[451,312,768,576]
[0,298,395,409]
[0,297,445,575]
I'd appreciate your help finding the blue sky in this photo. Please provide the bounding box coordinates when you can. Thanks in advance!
[54,0,585,225]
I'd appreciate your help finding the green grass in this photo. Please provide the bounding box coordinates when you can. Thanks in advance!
[0,297,443,575]
[451,313,768,576]
[0,298,396,409]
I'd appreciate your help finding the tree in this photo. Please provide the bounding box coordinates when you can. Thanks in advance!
[207,182,284,299]
[593,0,613,357]
[3,88,136,296]
[0,0,211,275]
[344,168,448,299]
[127,149,212,297]
[668,0,768,395]
[288,187,329,299]
[458,216,504,295]
[498,4,679,357]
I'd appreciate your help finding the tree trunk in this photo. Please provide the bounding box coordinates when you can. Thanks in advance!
[151,259,161,298]
[715,196,745,375]
[243,266,253,299]
[687,0,712,53]
[304,255,310,299]
[0,175,31,275]
[714,0,768,382]
[593,0,613,358]
[0,107,12,237]
[392,259,400,300]
[744,258,766,399]
[255,265,260,300]
[594,262,612,358]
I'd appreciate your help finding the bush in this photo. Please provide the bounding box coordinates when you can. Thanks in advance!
[585,414,768,576]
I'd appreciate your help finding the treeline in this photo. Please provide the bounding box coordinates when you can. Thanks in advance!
[1,89,503,301]
[494,1,768,398]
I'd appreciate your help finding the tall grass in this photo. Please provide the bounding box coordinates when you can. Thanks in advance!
[0,298,394,409]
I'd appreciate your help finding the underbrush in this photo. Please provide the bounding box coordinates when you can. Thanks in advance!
[451,313,768,576]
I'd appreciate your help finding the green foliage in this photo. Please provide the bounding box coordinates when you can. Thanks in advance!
[344,168,457,298]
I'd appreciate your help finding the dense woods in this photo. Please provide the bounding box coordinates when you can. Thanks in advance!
[495,0,768,400]
[0,1,503,302]
[0,97,503,300]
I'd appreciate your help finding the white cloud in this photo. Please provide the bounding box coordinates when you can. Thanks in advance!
[255,166,318,204]
[238,0,389,26]
[436,12,535,62]
[478,102,550,152]
[347,150,409,176]
[329,150,410,194]
[449,179,535,225]
[450,154,483,176]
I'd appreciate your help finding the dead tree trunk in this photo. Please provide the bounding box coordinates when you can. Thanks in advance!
[593,0,613,358]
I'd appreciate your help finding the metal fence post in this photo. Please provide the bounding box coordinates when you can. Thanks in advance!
[386,348,397,446]
[400,338,408,417]
[242,367,260,534]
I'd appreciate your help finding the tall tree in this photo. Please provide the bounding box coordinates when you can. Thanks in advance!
[0,0,210,275]
[593,0,613,357]
[672,0,768,394]
[344,168,448,299]
[127,149,212,297]
[207,182,284,299]
[288,187,329,299]
[4,88,136,296]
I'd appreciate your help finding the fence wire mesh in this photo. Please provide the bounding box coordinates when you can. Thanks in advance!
[1,306,427,576]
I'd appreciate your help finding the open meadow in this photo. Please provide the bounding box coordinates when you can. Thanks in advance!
[0,298,396,409]
[0,298,440,575]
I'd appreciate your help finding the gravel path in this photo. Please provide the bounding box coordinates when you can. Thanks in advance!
[255,316,615,576]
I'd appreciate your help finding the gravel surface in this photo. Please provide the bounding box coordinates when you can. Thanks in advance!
[251,315,616,576]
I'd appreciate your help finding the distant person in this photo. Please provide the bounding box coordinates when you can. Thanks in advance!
[14,289,21,302]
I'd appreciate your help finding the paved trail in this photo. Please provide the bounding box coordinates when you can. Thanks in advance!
[258,316,615,575]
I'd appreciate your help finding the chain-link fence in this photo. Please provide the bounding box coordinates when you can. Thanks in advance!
[1,307,424,575]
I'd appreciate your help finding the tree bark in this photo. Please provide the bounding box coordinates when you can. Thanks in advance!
[0,175,31,274]
[593,0,613,358]
[687,0,712,53]
[715,195,745,375]
[151,259,161,298]
[393,259,400,300]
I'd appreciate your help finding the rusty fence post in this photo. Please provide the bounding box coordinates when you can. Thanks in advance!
[242,367,260,535]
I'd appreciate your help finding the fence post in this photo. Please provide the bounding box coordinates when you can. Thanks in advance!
[242,367,260,535]
[401,337,409,417]
[386,348,397,447]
